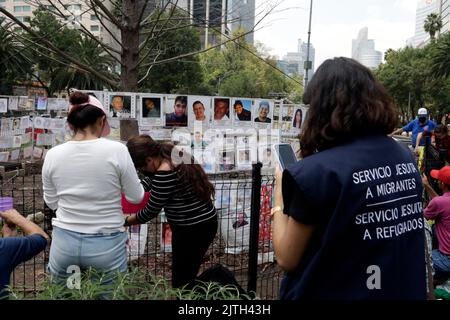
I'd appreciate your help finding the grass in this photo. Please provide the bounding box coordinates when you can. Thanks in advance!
[7,268,254,300]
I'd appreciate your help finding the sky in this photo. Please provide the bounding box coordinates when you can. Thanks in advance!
[254,0,418,69]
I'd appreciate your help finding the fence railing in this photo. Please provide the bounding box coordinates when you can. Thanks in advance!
[0,163,282,299]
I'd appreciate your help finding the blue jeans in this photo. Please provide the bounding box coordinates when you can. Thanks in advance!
[432,249,450,280]
[48,226,128,286]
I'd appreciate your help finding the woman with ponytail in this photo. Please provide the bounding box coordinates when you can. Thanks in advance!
[42,92,144,288]
[125,135,217,288]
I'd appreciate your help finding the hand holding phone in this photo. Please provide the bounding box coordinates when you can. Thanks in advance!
[272,143,297,170]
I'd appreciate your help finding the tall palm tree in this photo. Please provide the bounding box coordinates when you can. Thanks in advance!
[431,32,450,78]
[0,19,31,84]
[424,13,443,40]
[49,37,115,93]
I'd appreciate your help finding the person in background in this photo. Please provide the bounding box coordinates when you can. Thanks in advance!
[124,135,217,288]
[422,167,450,283]
[415,124,450,164]
[0,209,49,298]
[165,96,188,127]
[272,57,426,300]
[392,107,437,148]
[42,92,144,291]
[293,109,303,129]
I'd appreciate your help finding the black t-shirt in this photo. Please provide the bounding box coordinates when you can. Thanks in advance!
[281,134,426,300]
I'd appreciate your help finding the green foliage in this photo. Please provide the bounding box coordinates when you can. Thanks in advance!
[424,13,443,40]
[430,31,450,79]
[376,39,450,122]
[200,30,303,99]
[139,9,206,94]
[0,18,32,94]
[26,8,114,95]
[7,268,253,300]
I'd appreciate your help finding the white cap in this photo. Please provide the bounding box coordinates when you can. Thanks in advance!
[418,108,428,116]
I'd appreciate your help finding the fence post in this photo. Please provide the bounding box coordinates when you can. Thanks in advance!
[247,162,262,296]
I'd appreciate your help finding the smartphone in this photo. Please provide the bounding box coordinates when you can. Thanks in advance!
[272,143,297,169]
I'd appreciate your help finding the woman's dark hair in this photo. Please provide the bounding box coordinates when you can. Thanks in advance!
[293,109,303,127]
[127,135,215,202]
[300,57,398,158]
[193,101,204,109]
[68,91,105,132]
[234,100,243,108]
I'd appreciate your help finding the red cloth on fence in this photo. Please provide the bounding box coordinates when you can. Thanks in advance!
[259,184,273,242]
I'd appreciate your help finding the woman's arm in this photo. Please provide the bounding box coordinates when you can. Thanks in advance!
[272,168,315,273]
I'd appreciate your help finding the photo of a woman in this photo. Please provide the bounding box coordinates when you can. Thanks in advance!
[293,108,303,129]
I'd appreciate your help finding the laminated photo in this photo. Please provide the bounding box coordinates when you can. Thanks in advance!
[23,146,33,159]
[80,90,104,108]
[36,97,48,111]
[0,152,9,162]
[200,148,216,173]
[171,129,191,146]
[217,149,236,172]
[48,118,66,131]
[17,97,28,110]
[236,148,253,170]
[42,118,51,129]
[0,136,13,149]
[0,118,13,134]
[12,135,22,148]
[139,95,163,126]
[10,149,20,161]
[232,98,253,125]
[8,97,18,111]
[253,100,274,128]
[47,98,68,111]
[12,118,21,131]
[213,97,231,126]
[258,144,273,168]
[188,96,211,127]
[33,117,45,129]
[20,116,31,130]
[22,132,31,145]
[0,98,7,113]
[33,147,43,159]
[107,92,136,119]
[164,95,188,127]
[160,214,172,253]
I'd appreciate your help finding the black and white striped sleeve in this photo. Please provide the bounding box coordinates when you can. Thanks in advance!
[136,171,176,223]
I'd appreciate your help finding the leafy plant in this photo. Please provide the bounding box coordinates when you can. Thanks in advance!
[8,268,254,300]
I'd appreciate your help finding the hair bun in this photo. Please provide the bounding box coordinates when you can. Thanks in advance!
[69,91,89,105]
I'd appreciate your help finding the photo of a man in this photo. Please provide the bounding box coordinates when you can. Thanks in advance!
[165,96,188,127]
[109,94,132,118]
[214,98,230,121]
[142,97,161,118]
[254,101,272,123]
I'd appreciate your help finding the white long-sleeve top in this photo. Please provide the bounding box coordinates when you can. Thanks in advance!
[42,138,144,234]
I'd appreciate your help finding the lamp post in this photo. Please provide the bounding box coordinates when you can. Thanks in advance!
[304,0,314,89]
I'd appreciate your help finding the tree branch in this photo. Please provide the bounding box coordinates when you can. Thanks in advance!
[0,7,119,88]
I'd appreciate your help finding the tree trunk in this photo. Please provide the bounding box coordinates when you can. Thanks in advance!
[121,0,140,92]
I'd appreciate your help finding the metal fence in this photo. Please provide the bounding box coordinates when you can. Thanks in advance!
[0,162,282,299]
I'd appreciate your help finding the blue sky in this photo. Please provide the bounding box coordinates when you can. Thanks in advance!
[254,0,418,69]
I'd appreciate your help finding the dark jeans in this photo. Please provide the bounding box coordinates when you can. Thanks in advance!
[171,215,218,288]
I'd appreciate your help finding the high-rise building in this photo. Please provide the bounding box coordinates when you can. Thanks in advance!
[413,0,439,47]
[281,38,315,77]
[0,1,119,50]
[228,0,255,44]
[439,0,450,34]
[352,27,382,69]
